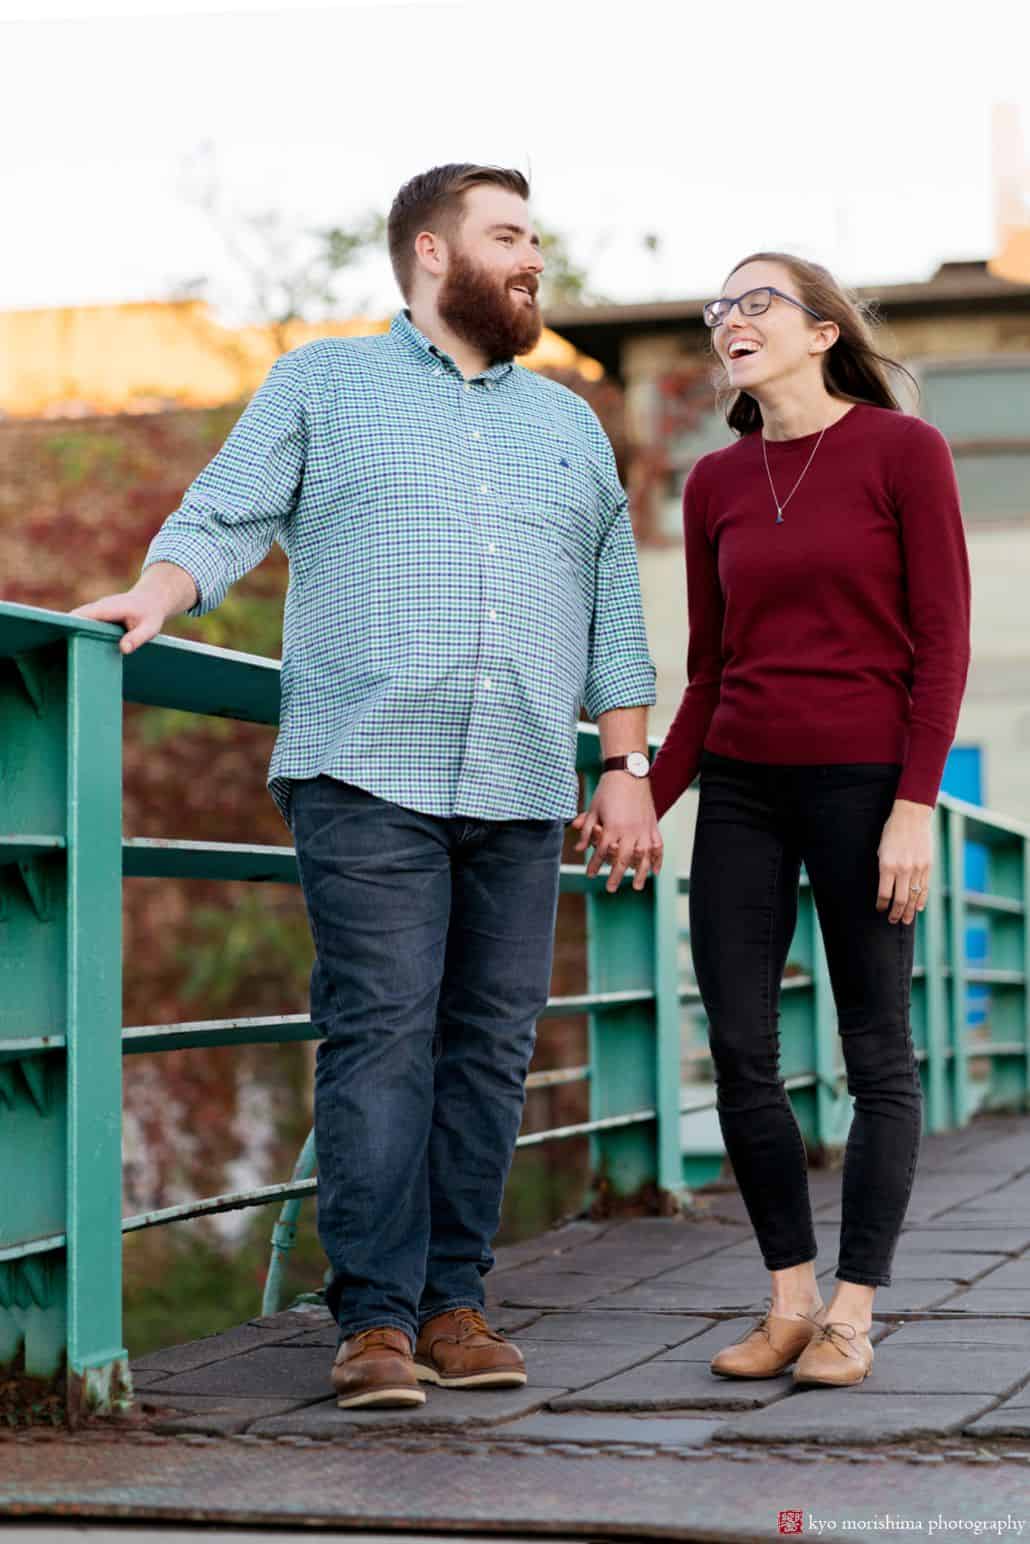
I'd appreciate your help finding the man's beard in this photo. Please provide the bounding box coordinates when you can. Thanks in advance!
[437,247,543,363]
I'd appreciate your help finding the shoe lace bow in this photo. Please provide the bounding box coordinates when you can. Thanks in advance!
[729,1296,776,1346]
[798,1310,862,1359]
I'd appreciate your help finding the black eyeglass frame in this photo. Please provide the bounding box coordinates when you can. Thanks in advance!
[702,285,824,329]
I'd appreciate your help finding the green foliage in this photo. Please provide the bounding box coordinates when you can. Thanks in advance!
[200,403,246,447]
[123,1205,329,1359]
[176,142,386,337]
[498,1146,589,1242]
[537,222,604,308]
[172,587,285,658]
[179,890,313,1010]
[42,430,127,489]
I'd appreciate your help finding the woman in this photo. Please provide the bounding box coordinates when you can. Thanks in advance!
[648,253,969,1387]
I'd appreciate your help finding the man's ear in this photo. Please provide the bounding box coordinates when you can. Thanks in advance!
[413,229,447,281]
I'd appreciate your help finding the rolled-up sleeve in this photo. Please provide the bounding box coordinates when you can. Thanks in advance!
[142,351,309,616]
[582,493,658,719]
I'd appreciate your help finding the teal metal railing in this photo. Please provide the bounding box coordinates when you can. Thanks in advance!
[0,601,681,1413]
[2,598,1027,1412]
[675,797,1030,1185]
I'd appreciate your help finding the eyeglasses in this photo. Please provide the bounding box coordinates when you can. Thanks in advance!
[702,285,824,329]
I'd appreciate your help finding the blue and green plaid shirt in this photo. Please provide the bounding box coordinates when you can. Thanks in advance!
[144,310,656,824]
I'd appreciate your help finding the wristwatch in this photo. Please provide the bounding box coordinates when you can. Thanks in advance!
[602,752,650,779]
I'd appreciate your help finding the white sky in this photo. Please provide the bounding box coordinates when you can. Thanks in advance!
[2,0,1029,319]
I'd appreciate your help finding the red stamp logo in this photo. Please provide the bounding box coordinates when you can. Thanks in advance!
[778,1512,805,1535]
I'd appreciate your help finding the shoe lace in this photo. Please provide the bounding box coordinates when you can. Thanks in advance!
[798,1311,861,1358]
[728,1296,775,1346]
[354,1326,406,1352]
[453,1307,504,1342]
[729,1296,830,1348]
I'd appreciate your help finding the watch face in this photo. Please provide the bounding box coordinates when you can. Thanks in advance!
[626,752,650,778]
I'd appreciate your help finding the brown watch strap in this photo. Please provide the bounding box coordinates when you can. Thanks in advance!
[602,753,650,777]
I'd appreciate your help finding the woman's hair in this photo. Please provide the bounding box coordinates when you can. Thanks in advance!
[715,252,918,435]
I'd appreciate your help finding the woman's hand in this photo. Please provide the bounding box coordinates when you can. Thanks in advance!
[877,798,934,926]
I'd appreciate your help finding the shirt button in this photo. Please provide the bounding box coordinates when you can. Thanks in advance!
[487,542,496,555]
[463,382,472,391]
[471,430,481,439]
[488,609,497,621]
[483,676,493,690]
[479,483,489,494]
[433,367,442,376]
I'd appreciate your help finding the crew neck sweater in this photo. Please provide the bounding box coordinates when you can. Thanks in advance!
[648,403,971,819]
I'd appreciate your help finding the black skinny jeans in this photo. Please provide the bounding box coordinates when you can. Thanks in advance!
[689,751,923,1288]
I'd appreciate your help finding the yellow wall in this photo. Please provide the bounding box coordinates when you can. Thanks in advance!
[0,299,600,418]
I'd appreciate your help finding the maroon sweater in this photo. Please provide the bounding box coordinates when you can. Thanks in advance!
[649,404,971,819]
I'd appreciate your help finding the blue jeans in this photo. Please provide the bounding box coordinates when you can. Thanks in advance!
[290,776,564,1347]
[689,752,923,1288]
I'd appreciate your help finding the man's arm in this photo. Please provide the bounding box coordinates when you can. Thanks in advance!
[71,349,308,647]
[572,490,661,892]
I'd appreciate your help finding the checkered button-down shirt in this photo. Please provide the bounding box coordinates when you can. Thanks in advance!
[143,310,656,824]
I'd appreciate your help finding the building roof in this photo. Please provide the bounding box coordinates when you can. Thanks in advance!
[545,260,1030,379]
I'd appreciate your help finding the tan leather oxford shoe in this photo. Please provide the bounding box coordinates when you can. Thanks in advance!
[792,1317,874,1386]
[710,1301,825,1379]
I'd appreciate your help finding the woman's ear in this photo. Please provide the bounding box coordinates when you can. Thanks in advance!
[811,319,840,356]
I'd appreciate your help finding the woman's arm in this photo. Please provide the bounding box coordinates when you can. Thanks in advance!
[893,417,972,808]
[649,458,726,820]
[877,417,972,927]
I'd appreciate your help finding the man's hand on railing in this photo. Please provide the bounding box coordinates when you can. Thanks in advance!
[571,774,664,894]
[70,563,199,654]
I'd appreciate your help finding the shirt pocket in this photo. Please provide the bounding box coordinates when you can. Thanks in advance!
[492,426,598,527]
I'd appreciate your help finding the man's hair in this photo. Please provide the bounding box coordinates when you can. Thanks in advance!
[387,163,530,299]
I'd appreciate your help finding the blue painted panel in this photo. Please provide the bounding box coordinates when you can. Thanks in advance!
[941,747,988,1027]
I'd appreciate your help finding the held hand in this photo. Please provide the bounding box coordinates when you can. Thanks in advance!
[571,774,663,893]
[70,590,167,655]
[877,799,933,926]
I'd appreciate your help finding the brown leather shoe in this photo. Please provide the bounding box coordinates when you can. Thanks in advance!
[331,1326,426,1409]
[710,1301,825,1379]
[414,1307,527,1389]
[793,1317,874,1386]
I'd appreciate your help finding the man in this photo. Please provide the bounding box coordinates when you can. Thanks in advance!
[74,164,661,1409]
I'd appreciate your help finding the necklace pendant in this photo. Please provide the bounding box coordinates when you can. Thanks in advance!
[775,508,784,524]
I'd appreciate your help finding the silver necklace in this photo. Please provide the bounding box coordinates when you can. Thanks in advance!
[762,424,827,525]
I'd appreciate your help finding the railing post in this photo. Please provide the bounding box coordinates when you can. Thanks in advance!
[923,804,950,1129]
[582,754,683,1206]
[811,911,849,1149]
[947,808,971,1127]
[64,633,130,1415]
[0,633,70,1388]
[981,832,1029,1111]
[653,847,687,1199]
[1024,835,1030,1112]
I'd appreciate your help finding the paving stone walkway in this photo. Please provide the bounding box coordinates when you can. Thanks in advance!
[3,1111,1030,1539]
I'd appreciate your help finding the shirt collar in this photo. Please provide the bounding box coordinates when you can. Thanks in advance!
[391,309,514,385]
